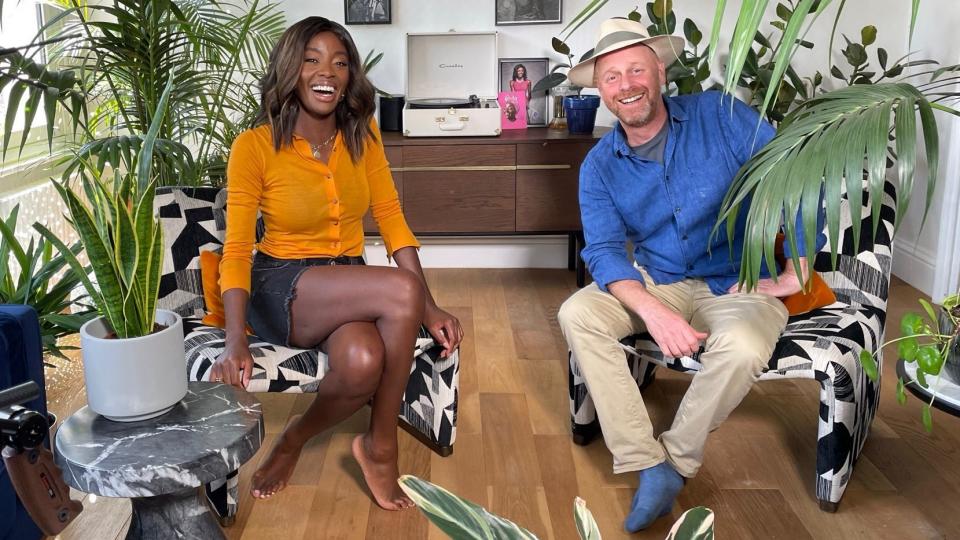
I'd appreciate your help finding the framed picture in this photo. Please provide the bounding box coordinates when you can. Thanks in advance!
[344,0,391,25]
[498,57,548,127]
[495,0,561,25]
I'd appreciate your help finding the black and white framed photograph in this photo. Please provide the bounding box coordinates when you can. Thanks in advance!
[344,0,391,25]
[495,0,561,25]
[498,57,548,127]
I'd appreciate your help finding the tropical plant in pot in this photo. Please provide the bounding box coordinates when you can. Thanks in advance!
[859,292,960,431]
[35,78,187,422]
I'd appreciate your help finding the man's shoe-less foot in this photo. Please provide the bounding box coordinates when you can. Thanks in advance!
[624,461,684,533]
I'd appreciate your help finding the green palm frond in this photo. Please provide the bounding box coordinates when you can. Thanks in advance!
[5,0,280,187]
[713,0,836,117]
[714,83,940,291]
[1,40,87,157]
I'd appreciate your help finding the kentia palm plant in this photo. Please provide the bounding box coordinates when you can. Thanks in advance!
[708,0,959,286]
[1,0,285,187]
[709,0,960,429]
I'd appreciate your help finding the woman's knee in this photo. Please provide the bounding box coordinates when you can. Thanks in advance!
[334,340,385,397]
[382,269,425,320]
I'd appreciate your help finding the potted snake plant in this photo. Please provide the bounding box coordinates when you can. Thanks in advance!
[35,77,186,422]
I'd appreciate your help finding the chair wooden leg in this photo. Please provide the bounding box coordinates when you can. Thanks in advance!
[572,419,601,446]
[399,420,453,457]
[818,500,839,513]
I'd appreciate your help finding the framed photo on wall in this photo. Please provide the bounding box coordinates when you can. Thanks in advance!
[495,0,561,25]
[498,57,548,127]
[344,0,391,25]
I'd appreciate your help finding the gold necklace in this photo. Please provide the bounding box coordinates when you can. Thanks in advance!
[310,131,337,159]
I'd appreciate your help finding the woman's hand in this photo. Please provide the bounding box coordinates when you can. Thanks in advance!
[423,305,463,358]
[209,340,254,388]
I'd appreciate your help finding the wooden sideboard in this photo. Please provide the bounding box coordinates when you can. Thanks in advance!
[364,127,610,285]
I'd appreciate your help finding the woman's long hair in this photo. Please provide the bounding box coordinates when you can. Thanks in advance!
[254,17,376,162]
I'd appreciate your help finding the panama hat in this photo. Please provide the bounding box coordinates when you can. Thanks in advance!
[567,18,685,88]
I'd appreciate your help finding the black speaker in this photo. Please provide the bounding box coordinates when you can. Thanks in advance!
[379,95,404,132]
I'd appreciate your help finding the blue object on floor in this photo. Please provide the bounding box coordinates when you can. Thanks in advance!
[1,305,48,540]
[624,461,685,532]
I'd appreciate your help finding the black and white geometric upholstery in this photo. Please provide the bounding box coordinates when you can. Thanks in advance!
[568,181,896,511]
[155,187,459,522]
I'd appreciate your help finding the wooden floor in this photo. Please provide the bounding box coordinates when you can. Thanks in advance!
[45,270,960,539]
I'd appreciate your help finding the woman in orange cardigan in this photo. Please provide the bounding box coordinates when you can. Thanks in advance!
[209,16,463,510]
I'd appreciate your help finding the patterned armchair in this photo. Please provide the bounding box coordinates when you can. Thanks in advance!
[155,187,459,524]
[568,181,896,511]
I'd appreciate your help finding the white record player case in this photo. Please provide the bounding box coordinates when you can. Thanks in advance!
[403,32,501,137]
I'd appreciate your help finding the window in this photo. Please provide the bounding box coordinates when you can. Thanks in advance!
[1,0,65,193]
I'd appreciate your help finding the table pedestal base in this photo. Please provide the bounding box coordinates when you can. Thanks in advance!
[126,488,224,540]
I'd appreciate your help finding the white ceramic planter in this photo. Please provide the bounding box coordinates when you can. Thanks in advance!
[80,309,187,422]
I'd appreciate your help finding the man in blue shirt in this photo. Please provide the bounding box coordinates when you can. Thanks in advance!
[558,18,821,532]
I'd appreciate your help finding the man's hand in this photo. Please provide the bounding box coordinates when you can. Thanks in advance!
[638,300,709,358]
[728,258,808,298]
[608,280,708,358]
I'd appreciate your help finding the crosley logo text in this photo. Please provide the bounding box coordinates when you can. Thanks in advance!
[439,63,464,69]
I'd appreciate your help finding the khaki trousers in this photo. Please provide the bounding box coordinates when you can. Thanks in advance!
[558,271,788,477]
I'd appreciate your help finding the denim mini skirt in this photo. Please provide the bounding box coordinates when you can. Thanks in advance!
[248,251,365,346]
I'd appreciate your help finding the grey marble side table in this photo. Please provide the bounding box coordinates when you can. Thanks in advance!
[55,382,263,540]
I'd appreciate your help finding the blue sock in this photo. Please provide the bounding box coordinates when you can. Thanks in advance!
[624,461,685,533]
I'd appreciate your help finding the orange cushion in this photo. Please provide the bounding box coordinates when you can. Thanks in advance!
[200,250,226,328]
[774,234,836,316]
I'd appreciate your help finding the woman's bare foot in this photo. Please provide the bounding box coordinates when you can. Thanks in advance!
[351,434,415,510]
[251,415,304,499]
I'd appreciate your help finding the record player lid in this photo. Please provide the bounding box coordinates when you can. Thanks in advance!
[406,32,497,101]
[406,97,473,109]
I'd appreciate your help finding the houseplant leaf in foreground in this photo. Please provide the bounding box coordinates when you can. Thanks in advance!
[398,475,538,539]
[666,506,715,540]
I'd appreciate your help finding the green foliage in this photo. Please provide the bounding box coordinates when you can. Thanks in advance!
[0,205,96,359]
[0,38,87,159]
[859,293,960,431]
[34,76,173,339]
[666,507,715,540]
[715,83,940,292]
[531,0,610,96]
[397,475,538,539]
[398,475,715,540]
[2,0,285,188]
[362,49,390,97]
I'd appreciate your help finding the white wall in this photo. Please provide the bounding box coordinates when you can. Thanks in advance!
[890,0,960,300]
[275,1,956,276]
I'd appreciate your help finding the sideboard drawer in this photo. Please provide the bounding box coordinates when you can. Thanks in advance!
[516,169,581,232]
[402,145,515,168]
[385,146,403,168]
[517,141,594,167]
[403,171,515,232]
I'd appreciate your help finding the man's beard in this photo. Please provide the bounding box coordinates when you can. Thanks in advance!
[608,87,657,128]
